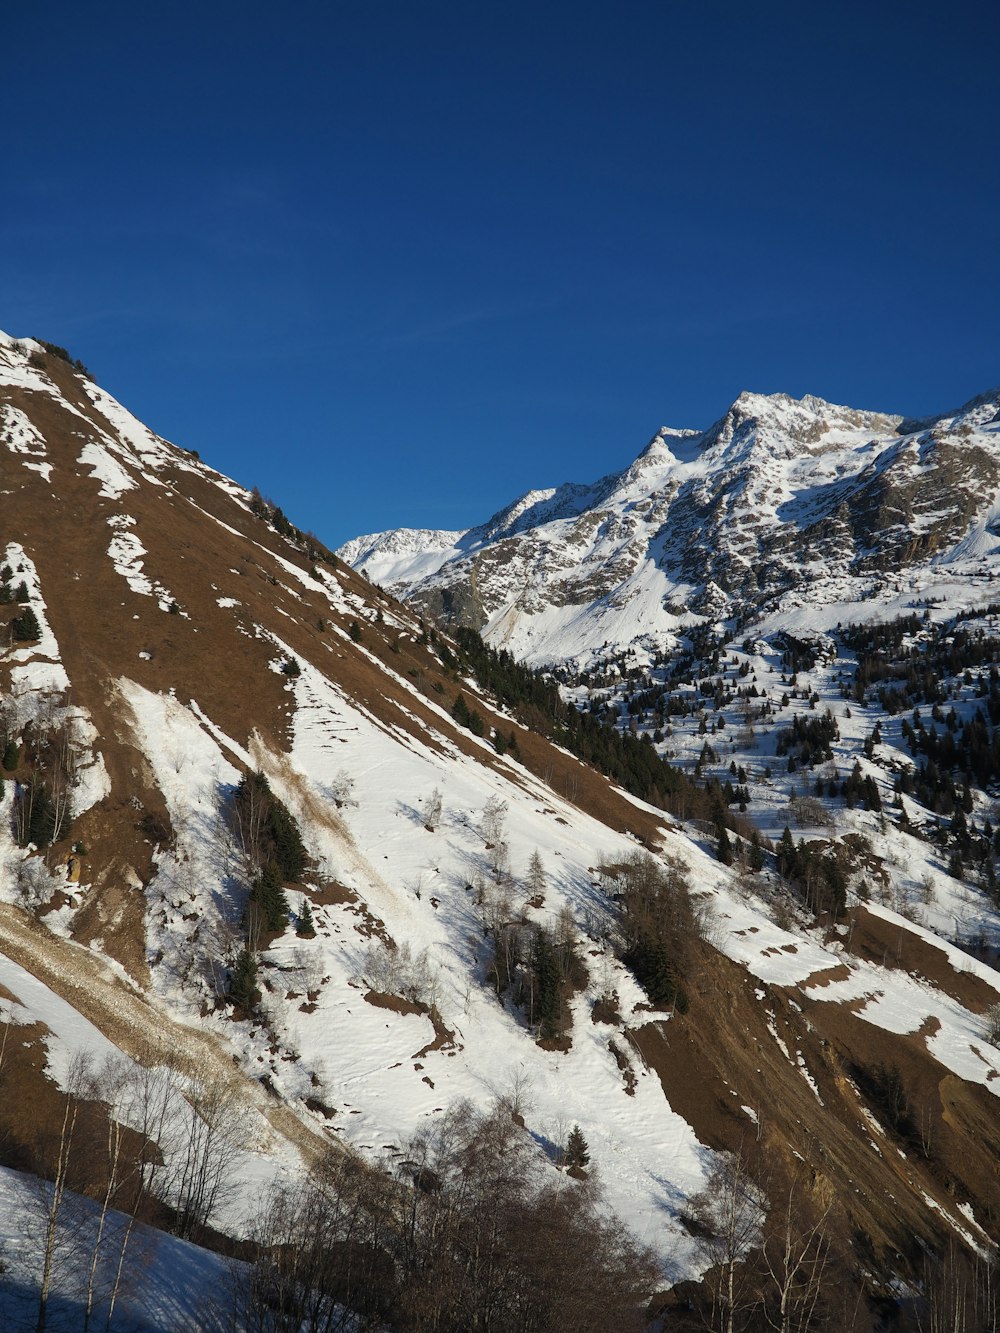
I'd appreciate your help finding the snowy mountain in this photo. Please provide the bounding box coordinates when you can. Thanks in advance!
[3,332,1000,1327]
[339,388,1000,668]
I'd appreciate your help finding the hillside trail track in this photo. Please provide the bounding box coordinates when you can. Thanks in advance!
[0,902,334,1169]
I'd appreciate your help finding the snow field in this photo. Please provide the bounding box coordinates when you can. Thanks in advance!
[116,657,719,1270]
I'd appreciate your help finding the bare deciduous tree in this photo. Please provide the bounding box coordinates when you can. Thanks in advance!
[689,1147,765,1333]
[35,1053,89,1333]
[760,1173,834,1333]
[481,796,507,847]
[423,787,443,831]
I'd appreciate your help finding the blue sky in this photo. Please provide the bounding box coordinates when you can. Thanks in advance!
[4,1,998,547]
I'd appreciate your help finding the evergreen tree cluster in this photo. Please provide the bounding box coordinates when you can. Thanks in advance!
[840,613,1000,879]
[776,827,848,917]
[449,626,744,834]
[775,630,826,674]
[11,605,41,641]
[229,946,260,1011]
[775,708,840,767]
[451,691,486,738]
[235,771,308,881]
[13,775,63,848]
[599,852,701,1011]
[246,486,341,571]
[845,616,1000,712]
[34,338,92,377]
[841,760,882,812]
[487,918,586,1040]
[233,771,309,936]
[0,564,41,640]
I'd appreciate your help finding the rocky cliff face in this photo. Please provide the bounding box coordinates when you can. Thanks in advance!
[341,388,1000,665]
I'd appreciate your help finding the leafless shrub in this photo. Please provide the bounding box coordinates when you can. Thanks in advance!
[788,795,835,832]
[331,769,357,809]
[362,940,439,1007]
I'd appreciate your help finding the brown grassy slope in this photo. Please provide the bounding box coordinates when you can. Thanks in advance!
[2,363,664,975]
[631,932,1000,1285]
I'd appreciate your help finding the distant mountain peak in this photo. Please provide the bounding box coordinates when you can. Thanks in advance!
[339,384,999,667]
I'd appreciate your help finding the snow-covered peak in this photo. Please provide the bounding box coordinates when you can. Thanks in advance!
[704,389,902,455]
[340,382,1000,667]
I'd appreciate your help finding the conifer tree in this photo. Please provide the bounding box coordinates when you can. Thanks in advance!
[748,829,765,873]
[296,898,315,938]
[251,861,289,933]
[526,850,546,899]
[531,928,562,1038]
[717,821,734,866]
[12,606,40,640]
[230,948,259,1010]
[565,1124,590,1173]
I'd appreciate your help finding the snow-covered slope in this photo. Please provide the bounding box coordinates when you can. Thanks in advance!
[339,388,1000,668]
[3,331,1000,1322]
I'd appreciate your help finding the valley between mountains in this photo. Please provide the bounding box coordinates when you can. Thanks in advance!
[2,328,1000,1329]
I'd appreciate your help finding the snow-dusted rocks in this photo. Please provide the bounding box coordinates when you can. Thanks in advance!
[340,387,1000,668]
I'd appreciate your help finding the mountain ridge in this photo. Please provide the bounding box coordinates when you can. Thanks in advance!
[340,385,1000,668]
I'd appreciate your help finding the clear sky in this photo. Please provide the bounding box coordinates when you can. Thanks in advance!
[4,1,998,548]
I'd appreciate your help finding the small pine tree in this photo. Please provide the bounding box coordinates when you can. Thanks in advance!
[717,822,734,866]
[748,830,765,873]
[13,581,29,603]
[348,620,362,643]
[296,898,316,938]
[252,861,290,932]
[2,740,19,772]
[230,947,259,1010]
[531,927,563,1038]
[12,606,41,641]
[565,1124,590,1174]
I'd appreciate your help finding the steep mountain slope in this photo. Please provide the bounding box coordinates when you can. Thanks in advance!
[3,332,1000,1325]
[340,388,1000,668]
